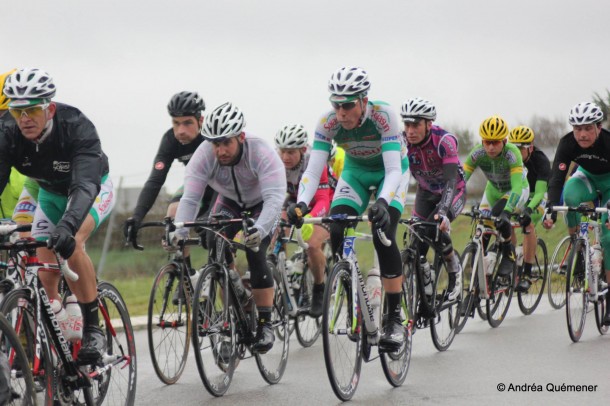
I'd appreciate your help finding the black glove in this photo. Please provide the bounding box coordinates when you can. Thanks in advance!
[494,211,511,231]
[47,225,76,259]
[123,217,141,243]
[287,202,309,228]
[368,199,390,231]
[519,207,533,228]
[545,205,557,223]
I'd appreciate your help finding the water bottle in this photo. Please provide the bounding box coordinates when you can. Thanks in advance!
[291,258,304,290]
[366,268,382,327]
[484,251,497,276]
[229,269,252,306]
[420,257,433,296]
[50,298,69,339]
[65,295,83,342]
[515,245,524,267]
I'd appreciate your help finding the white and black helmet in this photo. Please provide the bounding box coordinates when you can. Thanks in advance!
[328,66,370,98]
[275,124,308,149]
[201,102,246,140]
[400,97,437,122]
[167,91,205,117]
[3,67,56,99]
[568,102,604,125]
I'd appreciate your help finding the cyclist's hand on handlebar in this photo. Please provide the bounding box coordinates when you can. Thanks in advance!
[542,205,556,229]
[434,213,451,233]
[163,231,183,252]
[368,199,390,231]
[287,202,309,228]
[519,207,533,228]
[494,211,511,230]
[123,216,141,242]
[47,225,76,259]
[244,227,262,249]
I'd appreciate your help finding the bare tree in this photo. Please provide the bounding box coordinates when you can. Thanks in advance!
[442,123,478,156]
[527,115,568,147]
[592,90,610,127]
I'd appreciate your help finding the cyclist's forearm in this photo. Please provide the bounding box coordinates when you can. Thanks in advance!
[528,180,548,210]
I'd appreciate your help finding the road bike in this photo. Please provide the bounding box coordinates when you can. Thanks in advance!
[0,223,137,406]
[303,214,411,401]
[399,218,460,351]
[551,204,609,342]
[456,206,517,331]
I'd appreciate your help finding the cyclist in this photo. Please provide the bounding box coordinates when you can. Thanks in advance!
[508,125,551,292]
[173,102,287,353]
[0,68,115,362]
[124,91,216,272]
[288,66,410,351]
[463,115,529,277]
[543,102,610,325]
[275,124,331,316]
[401,97,465,301]
[327,143,345,192]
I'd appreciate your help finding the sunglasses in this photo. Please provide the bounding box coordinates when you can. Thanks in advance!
[482,139,503,146]
[331,100,358,111]
[8,103,50,120]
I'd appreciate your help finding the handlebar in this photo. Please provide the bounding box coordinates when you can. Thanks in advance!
[301,214,391,247]
[0,223,32,235]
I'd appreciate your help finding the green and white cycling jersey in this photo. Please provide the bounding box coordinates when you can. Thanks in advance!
[298,101,409,213]
[464,142,527,213]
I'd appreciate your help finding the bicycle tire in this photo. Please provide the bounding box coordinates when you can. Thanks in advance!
[147,263,190,384]
[191,264,235,397]
[322,261,362,401]
[594,270,609,335]
[294,254,321,348]
[548,236,571,309]
[255,266,289,385]
[486,246,515,328]
[0,312,36,406]
[401,249,418,327]
[95,281,138,406]
[455,244,478,334]
[430,255,458,351]
[517,238,549,315]
[0,288,54,406]
[380,284,412,387]
[565,239,587,342]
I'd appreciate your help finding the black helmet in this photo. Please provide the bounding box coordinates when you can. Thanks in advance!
[167,91,205,117]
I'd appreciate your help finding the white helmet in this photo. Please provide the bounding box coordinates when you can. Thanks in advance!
[328,67,370,100]
[400,98,437,122]
[201,102,246,140]
[3,67,56,100]
[568,102,604,125]
[275,124,308,149]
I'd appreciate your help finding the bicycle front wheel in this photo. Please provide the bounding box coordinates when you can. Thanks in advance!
[548,236,571,309]
[322,261,362,401]
[294,257,321,348]
[191,264,235,397]
[255,263,289,385]
[594,270,609,335]
[147,263,190,384]
[430,256,458,351]
[456,244,478,334]
[565,240,587,342]
[380,284,412,387]
[0,312,36,406]
[1,288,54,406]
[96,281,138,406]
[517,238,548,315]
[486,247,515,328]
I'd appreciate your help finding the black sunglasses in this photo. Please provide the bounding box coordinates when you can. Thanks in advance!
[331,100,358,111]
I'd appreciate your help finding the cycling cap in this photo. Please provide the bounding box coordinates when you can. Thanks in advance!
[167,91,205,117]
[479,115,509,140]
[275,124,308,149]
[201,102,245,140]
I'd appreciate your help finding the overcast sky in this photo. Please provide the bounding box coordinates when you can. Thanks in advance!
[5,0,609,191]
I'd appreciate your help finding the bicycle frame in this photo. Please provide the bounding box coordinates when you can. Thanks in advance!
[464,216,498,300]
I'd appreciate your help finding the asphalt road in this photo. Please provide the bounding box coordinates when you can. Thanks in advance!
[133,299,610,405]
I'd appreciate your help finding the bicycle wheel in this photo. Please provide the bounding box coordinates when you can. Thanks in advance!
[456,244,478,333]
[594,271,609,335]
[401,249,418,324]
[322,261,362,401]
[0,312,36,406]
[1,289,54,406]
[147,263,190,384]
[429,256,458,351]
[294,257,321,348]
[94,281,137,406]
[380,286,412,387]
[565,240,587,342]
[548,236,571,309]
[271,256,294,341]
[191,264,235,397]
[486,247,515,328]
[255,268,289,385]
[517,238,549,315]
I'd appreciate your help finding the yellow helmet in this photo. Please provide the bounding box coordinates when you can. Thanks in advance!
[0,69,17,111]
[508,125,535,145]
[479,115,509,140]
